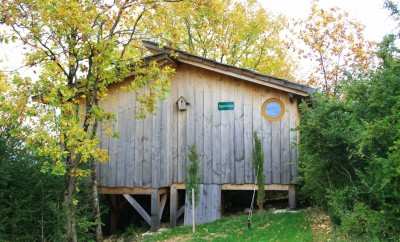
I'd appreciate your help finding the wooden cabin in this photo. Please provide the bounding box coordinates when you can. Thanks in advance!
[97,41,314,231]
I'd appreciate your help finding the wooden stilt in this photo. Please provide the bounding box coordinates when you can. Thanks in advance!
[151,190,160,231]
[170,185,178,227]
[110,195,120,234]
[288,185,296,209]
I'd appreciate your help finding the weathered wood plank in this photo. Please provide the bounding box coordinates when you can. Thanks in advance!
[194,74,204,183]
[170,185,178,227]
[243,83,254,183]
[123,194,151,226]
[152,105,162,188]
[280,98,291,184]
[134,115,144,187]
[142,114,152,186]
[150,190,160,231]
[110,110,119,186]
[170,76,179,184]
[160,100,170,187]
[251,86,263,183]
[184,184,221,225]
[172,183,290,191]
[262,113,273,184]
[271,116,281,184]
[212,76,222,184]
[177,73,187,183]
[289,100,299,184]
[186,69,195,182]
[234,83,245,184]
[220,78,232,183]
[227,78,235,183]
[203,76,213,184]
[126,93,136,187]
[100,186,162,194]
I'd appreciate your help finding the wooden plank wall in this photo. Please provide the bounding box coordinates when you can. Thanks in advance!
[97,63,299,188]
[184,184,221,225]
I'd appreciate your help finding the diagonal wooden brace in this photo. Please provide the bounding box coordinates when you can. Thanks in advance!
[123,194,151,226]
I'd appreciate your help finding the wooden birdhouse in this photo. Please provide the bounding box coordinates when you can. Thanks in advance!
[177,96,189,111]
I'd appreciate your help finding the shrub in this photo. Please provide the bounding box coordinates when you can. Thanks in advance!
[187,144,200,205]
[252,132,265,210]
[298,37,400,240]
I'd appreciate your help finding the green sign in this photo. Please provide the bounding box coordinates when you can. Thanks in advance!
[218,101,234,110]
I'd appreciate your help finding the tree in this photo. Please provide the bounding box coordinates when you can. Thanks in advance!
[298,36,400,239]
[252,132,265,211]
[144,0,296,79]
[296,1,375,94]
[1,1,176,241]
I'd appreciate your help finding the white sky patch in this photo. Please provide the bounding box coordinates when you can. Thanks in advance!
[261,0,397,42]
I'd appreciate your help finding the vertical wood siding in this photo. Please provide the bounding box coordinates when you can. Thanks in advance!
[97,63,299,188]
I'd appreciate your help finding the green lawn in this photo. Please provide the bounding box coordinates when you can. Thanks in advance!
[142,211,314,242]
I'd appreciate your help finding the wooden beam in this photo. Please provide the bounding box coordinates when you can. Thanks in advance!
[159,188,169,196]
[174,183,186,190]
[99,186,169,195]
[288,185,296,209]
[222,184,290,191]
[150,190,160,231]
[172,183,290,191]
[100,186,154,195]
[170,185,178,227]
[177,205,185,219]
[159,194,167,220]
[122,194,151,226]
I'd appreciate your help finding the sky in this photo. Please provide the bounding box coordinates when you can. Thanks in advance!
[261,0,397,42]
[0,0,398,78]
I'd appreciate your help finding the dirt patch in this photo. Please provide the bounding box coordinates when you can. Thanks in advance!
[305,208,333,241]
[161,234,192,242]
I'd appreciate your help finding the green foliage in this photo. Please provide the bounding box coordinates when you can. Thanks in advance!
[299,37,400,240]
[186,145,200,205]
[143,211,312,242]
[146,0,296,79]
[252,132,265,210]
[0,135,65,241]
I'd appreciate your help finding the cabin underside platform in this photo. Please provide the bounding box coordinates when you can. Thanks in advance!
[99,184,296,231]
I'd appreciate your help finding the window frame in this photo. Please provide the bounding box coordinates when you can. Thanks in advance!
[261,98,285,121]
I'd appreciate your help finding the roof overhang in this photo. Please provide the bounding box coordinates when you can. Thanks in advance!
[143,41,315,97]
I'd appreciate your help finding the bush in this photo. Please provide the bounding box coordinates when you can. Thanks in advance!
[0,136,65,241]
[298,37,400,240]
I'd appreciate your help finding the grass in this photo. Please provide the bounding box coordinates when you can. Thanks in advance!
[142,210,313,242]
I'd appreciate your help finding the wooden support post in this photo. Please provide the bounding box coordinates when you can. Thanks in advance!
[109,195,120,234]
[151,190,160,231]
[288,185,296,209]
[123,194,152,226]
[170,185,178,227]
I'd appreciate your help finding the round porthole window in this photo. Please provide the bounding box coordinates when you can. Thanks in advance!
[261,98,285,121]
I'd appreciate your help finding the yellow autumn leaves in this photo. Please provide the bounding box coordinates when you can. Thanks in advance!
[296,1,375,94]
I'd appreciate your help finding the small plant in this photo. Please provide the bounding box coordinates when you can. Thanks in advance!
[186,144,200,205]
[252,132,265,211]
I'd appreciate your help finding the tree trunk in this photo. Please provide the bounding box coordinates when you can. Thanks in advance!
[64,169,78,242]
[91,159,103,242]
